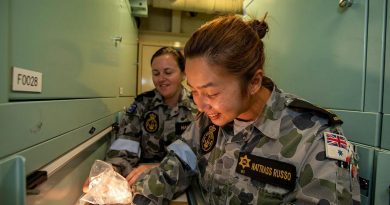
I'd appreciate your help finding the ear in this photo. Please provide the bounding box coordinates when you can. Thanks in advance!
[249,69,263,95]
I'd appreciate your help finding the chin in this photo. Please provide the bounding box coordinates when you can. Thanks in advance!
[210,118,228,127]
[161,92,175,99]
[157,89,169,95]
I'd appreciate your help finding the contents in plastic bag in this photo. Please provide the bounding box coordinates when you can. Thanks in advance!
[79,160,133,204]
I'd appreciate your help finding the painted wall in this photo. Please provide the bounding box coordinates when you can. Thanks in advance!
[0,0,138,204]
[245,0,387,204]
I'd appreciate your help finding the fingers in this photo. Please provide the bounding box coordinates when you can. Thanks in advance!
[82,177,90,193]
[126,164,159,186]
[126,166,143,186]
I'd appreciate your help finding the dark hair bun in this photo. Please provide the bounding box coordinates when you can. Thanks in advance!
[250,20,269,39]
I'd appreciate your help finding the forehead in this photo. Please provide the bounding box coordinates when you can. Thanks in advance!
[151,54,178,68]
[185,57,236,89]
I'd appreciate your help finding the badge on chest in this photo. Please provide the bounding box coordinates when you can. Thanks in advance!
[235,152,297,191]
[144,112,159,133]
[200,124,219,154]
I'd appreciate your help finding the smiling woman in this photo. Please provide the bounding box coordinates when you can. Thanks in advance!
[105,46,197,176]
[82,47,197,194]
[131,15,361,205]
[151,47,186,108]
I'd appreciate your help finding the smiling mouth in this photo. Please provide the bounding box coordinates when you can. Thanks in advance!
[208,113,220,120]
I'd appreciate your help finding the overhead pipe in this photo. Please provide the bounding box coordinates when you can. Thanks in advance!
[152,0,243,14]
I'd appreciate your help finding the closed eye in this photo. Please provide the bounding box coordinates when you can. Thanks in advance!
[207,93,219,98]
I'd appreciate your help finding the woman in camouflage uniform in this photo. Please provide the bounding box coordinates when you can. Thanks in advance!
[131,16,361,204]
[83,47,197,192]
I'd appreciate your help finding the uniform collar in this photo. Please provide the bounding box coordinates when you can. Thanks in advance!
[252,77,287,140]
[222,77,286,143]
[177,88,194,109]
[151,89,165,107]
[151,88,194,110]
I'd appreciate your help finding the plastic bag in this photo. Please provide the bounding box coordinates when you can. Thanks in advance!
[79,160,133,204]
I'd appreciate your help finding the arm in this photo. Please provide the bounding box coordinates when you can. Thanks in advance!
[296,126,361,204]
[105,101,143,176]
[131,122,200,205]
[126,163,160,186]
[132,150,196,205]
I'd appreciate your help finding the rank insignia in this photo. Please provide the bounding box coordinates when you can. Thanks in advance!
[144,112,159,133]
[200,124,219,154]
[323,132,351,162]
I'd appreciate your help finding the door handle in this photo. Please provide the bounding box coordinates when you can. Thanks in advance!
[339,0,352,8]
[359,177,369,190]
[112,36,122,47]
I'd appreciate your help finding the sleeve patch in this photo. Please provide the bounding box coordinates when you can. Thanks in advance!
[323,132,351,162]
[127,103,137,114]
[167,140,197,171]
[110,138,140,157]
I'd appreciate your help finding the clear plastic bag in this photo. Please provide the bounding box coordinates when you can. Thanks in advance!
[79,160,133,204]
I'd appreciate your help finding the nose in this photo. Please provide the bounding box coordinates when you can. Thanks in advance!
[154,75,166,85]
[158,74,167,81]
[194,95,210,112]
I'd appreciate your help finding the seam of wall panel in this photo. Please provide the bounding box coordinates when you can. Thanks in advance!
[377,0,387,149]
[380,0,387,114]
[376,0,388,151]
[0,0,9,103]
[362,0,369,112]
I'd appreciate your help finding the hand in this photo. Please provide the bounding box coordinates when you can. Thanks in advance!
[82,177,90,193]
[126,163,159,186]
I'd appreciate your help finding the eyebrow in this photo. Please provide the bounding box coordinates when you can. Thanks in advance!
[152,67,172,72]
[187,82,215,89]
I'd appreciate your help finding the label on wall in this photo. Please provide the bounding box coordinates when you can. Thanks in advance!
[12,67,42,92]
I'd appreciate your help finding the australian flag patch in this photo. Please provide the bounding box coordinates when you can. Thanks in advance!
[323,132,352,162]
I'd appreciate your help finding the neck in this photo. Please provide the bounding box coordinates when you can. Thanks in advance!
[237,86,271,121]
[164,88,182,108]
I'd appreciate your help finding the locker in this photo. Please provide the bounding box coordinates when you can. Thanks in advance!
[0,0,138,203]
[4,0,137,100]
[373,150,390,204]
[335,110,380,147]
[244,0,386,203]
[0,155,25,205]
[381,115,390,150]
[354,144,375,205]
[245,0,383,112]
[0,97,131,162]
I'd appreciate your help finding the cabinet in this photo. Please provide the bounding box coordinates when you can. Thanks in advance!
[246,0,386,204]
[246,0,383,112]
[0,0,138,204]
[4,0,137,100]
[355,145,375,204]
[0,0,137,164]
[373,150,390,205]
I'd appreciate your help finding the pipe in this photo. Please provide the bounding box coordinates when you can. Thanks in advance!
[152,0,243,14]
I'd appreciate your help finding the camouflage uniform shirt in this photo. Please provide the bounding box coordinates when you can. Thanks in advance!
[105,88,197,177]
[133,78,361,205]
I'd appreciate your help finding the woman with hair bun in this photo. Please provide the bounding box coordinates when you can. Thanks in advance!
[131,15,361,205]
